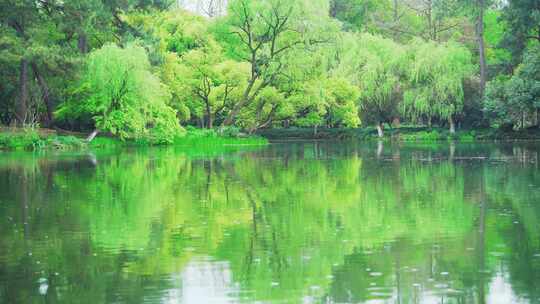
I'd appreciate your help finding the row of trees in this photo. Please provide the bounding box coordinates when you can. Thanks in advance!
[1,0,539,140]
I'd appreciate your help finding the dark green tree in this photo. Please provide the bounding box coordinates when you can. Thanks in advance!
[500,0,540,65]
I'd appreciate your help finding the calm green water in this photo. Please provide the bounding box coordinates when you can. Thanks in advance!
[1,141,540,304]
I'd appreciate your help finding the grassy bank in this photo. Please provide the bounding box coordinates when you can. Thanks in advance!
[0,128,86,151]
[0,127,268,151]
[173,127,268,147]
[390,127,540,141]
[5,125,540,151]
[256,126,540,141]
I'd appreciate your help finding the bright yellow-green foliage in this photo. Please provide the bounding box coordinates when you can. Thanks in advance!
[402,40,474,120]
[52,3,478,135]
[285,77,360,128]
[325,78,361,127]
[179,51,250,126]
[334,32,405,123]
[484,10,512,65]
[57,43,182,143]
[125,9,250,126]
[5,0,536,135]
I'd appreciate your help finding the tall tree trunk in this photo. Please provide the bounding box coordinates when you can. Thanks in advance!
[16,59,29,126]
[476,0,487,96]
[426,0,435,40]
[223,74,258,126]
[392,0,399,40]
[205,100,213,129]
[78,32,89,54]
[393,0,398,21]
[329,1,337,18]
[449,116,456,134]
[223,103,241,126]
[376,122,384,138]
[223,99,245,126]
[207,114,213,129]
[31,63,54,125]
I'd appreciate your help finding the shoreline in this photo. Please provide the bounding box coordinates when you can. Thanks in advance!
[256,127,540,141]
[4,126,540,151]
[0,128,268,151]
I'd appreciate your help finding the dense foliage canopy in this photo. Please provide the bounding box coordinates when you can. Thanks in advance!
[56,43,181,143]
[1,0,539,140]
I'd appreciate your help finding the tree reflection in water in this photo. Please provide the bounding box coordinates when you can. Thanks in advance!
[1,142,539,303]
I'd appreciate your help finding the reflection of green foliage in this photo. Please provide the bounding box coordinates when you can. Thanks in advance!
[2,142,540,303]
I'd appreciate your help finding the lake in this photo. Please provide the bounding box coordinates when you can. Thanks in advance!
[1,141,540,303]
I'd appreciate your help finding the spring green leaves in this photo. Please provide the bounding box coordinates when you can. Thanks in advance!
[403,40,474,122]
[56,44,182,143]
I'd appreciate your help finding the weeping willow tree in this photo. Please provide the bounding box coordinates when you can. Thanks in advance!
[402,40,474,133]
[333,32,405,137]
[56,44,182,143]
